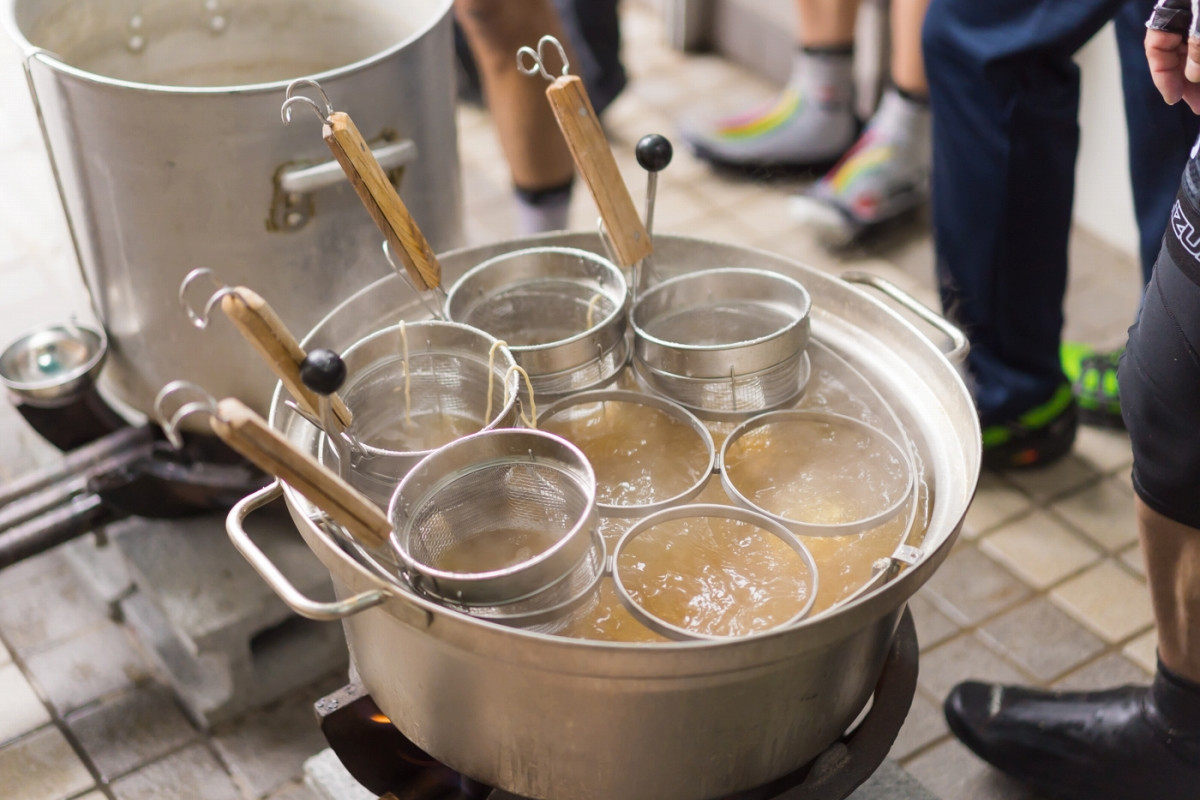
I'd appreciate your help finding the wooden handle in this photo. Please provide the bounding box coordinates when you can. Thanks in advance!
[545,74,653,268]
[209,398,392,550]
[323,111,441,291]
[219,288,353,429]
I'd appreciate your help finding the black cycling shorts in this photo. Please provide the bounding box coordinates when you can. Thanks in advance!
[1120,195,1200,529]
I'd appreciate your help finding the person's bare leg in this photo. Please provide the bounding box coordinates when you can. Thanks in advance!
[1138,497,1200,682]
[456,0,576,232]
[889,0,929,95]
[679,0,860,169]
[795,0,861,47]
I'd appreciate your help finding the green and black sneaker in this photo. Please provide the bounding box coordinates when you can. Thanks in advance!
[1061,342,1124,429]
[981,384,1079,471]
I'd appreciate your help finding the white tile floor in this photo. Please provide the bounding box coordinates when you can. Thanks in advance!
[0,2,1160,799]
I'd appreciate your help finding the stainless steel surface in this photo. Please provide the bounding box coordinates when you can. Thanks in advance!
[444,246,629,389]
[228,481,391,622]
[538,389,716,518]
[4,0,462,424]
[246,233,979,800]
[610,503,819,641]
[0,321,106,404]
[719,409,914,537]
[840,271,969,363]
[631,267,812,378]
[328,320,520,508]
[278,138,417,195]
[388,428,598,608]
[632,349,811,420]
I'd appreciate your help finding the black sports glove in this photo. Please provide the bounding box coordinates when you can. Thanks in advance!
[1148,0,1198,36]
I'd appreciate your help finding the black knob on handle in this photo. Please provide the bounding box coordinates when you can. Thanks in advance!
[636,134,673,173]
[300,349,347,396]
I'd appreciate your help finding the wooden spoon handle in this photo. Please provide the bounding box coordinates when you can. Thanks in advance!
[323,111,442,292]
[545,74,652,268]
[218,287,353,429]
[209,398,391,550]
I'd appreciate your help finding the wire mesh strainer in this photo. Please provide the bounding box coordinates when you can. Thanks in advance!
[611,504,819,641]
[388,428,599,608]
[322,320,522,507]
[719,410,914,537]
[630,268,811,416]
[538,389,715,517]
[631,267,811,377]
[444,246,629,396]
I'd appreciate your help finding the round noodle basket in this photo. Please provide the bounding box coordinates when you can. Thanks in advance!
[720,409,915,537]
[322,320,521,507]
[537,389,716,518]
[611,503,819,641]
[630,267,812,418]
[387,428,599,609]
[444,246,629,396]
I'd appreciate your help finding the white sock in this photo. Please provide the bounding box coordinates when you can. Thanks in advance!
[514,181,573,235]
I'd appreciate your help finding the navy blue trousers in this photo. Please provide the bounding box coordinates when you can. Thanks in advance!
[922,0,1199,426]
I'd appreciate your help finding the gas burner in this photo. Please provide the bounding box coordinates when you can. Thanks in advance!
[315,609,918,800]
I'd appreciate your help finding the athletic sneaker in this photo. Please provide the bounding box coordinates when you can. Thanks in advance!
[981,384,1079,470]
[789,88,931,243]
[1061,342,1124,429]
[678,47,857,171]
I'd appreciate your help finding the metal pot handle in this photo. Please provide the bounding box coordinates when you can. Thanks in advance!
[226,481,390,621]
[277,139,417,195]
[840,271,969,364]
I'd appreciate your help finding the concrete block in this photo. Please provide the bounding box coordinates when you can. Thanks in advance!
[92,508,348,728]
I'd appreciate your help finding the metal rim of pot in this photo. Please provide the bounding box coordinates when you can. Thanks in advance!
[3,0,455,95]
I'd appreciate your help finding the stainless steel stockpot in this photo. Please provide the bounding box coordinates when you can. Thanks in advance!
[229,233,979,800]
[4,0,462,424]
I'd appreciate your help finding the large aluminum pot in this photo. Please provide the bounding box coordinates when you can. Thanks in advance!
[231,233,980,800]
[4,0,462,423]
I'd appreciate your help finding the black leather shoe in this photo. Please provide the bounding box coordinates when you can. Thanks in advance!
[944,673,1200,800]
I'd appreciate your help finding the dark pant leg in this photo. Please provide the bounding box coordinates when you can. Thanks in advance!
[922,0,1126,426]
[1114,1,1200,284]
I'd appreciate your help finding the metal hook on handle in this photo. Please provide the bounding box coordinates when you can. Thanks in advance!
[381,241,448,320]
[281,78,334,126]
[153,380,222,449]
[179,268,239,330]
[516,35,571,82]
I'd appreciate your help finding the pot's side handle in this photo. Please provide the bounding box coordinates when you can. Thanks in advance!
[227,481,389,621]
[278,139,417,195]
[840,271,969,364]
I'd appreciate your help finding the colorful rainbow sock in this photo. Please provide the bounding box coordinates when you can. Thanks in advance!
[678,47,857,168]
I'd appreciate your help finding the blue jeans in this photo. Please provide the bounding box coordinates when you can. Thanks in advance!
[922,0,1199,426]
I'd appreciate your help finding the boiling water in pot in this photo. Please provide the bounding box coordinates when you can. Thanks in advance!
[723,418,910,526]
[616,515,815,639]
[23,0,431,87]
[539,400,710,507]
